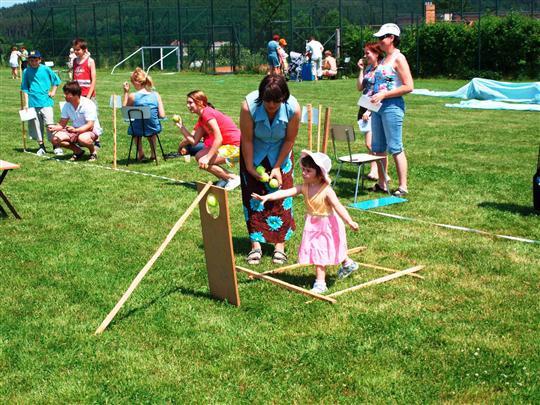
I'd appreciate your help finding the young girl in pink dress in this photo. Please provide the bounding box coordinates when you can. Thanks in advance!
[252,150,359,293]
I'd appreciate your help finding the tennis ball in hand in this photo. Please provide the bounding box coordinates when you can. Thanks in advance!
[269,178,279,189]
[172,114,182,124]
[207,195,218,207]
[256,165,266,175]
[259,173,270,183]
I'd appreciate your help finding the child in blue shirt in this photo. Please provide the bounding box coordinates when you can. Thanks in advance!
[21,50,62,156]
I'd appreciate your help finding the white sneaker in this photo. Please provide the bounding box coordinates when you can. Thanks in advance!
[310,281,328,294]
[53,148,64,156]
[224,175,241,191]
[36,148,46,156]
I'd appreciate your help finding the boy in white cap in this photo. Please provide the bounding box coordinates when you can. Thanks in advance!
[252,150,359,293]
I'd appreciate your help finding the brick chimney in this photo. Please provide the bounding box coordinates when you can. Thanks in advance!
[425,1,436,24]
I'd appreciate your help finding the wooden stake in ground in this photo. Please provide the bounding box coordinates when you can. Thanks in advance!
[19,91,27,151]
[322,106,332,154]
[112,94,118,169]
[95,181,212,334]
[307,104,313,150]
[316,104,322,152]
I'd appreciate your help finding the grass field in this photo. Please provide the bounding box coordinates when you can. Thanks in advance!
[0,69,539,402]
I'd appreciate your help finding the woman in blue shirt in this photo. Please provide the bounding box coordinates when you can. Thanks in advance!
[267,35,281,75]
[239,74,301,265]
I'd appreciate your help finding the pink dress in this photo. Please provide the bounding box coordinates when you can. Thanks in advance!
[297,183,348,266]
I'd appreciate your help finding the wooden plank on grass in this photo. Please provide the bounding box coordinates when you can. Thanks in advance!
[358,262,424,279]
[328,265,424,298]
[236,266,336,304]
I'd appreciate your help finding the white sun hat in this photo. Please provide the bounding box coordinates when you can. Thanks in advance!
[373,23,401,37]
[300,149,332,184]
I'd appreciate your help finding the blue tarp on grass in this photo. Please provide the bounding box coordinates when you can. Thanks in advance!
[413,78,540,111]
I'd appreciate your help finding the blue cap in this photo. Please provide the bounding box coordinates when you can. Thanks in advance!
[28,50,42,58]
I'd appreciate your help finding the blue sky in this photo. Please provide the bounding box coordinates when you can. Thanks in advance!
[0,0,32,8]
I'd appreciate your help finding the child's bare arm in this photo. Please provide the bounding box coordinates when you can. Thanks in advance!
[251,185,301,205]
[326,188,359,231]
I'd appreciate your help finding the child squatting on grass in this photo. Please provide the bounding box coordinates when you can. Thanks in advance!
[252,150,360,294]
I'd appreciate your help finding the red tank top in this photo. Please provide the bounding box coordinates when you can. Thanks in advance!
[73,56,95,97]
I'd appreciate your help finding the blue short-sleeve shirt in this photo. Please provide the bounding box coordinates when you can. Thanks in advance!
[21,64,61,108]
[245,90,299,167]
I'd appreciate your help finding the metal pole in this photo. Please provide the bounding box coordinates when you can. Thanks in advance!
[416,15,420,76]
[93,3,98,66]
[210,0,215,72]
[73,6,78,37]
[118,2,124,61]
[30,9,34,38]
[177,0,183,70]
[381,0,385,24]
[146,0,151,45]
[51,8,56,58]
[461,0,464,21]
[477,0,481,71]
[248,0,253,51]
[106,4,111,60]
[160,48,163,70]
[339,0,343,38]
[495,0,499,16]
[289,0,293,51]
[531,0,534,17]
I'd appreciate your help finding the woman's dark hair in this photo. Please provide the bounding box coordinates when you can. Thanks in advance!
[300,154,323,179]
[63,81,82,97]
[392,35,401,47]
[256,74,290,106]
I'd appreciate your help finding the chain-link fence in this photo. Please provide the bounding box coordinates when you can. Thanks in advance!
[1,0,538,75]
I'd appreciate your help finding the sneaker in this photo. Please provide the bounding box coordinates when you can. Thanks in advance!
[88,152,98,162]
[310,281,328,294]
[36,147,46,156]
[393,187,408,197]
[214,179,228,188]
[224,175,241,191]
[337,260,359,279]
[53,147,64,156]
[94,140,101,149]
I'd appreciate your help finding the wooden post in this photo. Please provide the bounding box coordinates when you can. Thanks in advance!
[95,181,212,334]
[112,94,118,169]
[307,104,313,150]
[316,104,322,151]
[19,91,27,151]
[236,266,336,304]
[328,265,424,298]
[322,106,331,154]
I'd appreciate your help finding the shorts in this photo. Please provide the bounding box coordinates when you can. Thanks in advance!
[58,130,98,144]
[9,62,18,68]
[268,54,280,68]
[371,97,405,155]
[28,106,54,142]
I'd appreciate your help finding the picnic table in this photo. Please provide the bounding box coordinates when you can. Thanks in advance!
[0,160,21,219]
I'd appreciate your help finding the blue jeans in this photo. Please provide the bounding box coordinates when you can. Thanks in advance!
[371,97,405,155]
[186,142,205,156]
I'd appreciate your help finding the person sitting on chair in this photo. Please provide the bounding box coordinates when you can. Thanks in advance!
[322,50,338,78]
[49,81,102,161]
[122,68,165,161]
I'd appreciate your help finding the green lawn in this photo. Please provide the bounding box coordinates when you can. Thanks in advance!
[0,69,538,402]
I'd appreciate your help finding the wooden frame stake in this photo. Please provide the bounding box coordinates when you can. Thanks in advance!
[112,93,118,169]
[316,104,322,151]
[307,104,313,150]
[322,107,331,154]
[95,181,212,334]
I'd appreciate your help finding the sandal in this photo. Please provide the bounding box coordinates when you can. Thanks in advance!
[246,248,262,265]
[393,187,408,197]
[370,183,388,193]
[272,250,288,265]
[69,151,85,161]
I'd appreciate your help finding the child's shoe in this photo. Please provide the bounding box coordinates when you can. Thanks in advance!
[36,147,46,156]
[337,260,359,279]
[310,281,328,294]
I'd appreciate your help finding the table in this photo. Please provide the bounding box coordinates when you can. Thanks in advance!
[0,160,21,219]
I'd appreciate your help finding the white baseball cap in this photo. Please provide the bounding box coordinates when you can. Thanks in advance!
[300,149,332,184]
[373,23,401,38]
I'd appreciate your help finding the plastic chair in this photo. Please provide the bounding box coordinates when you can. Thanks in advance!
[121,106,166,166]
[330,124,389,203]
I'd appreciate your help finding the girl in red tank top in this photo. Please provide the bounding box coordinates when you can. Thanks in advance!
[72,38,96,98]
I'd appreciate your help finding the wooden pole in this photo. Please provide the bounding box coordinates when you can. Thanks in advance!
[236,266,336,304]
[307,103,313,150]
[322,106,331,154]
[316,104,322,151]
[19,91,27,151]
[358,262,424,279]
[95,181,212,334]
[263,246,367,275]
[328,265,424,298]
[112,94,117,169]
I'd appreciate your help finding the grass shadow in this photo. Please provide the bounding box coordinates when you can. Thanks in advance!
[478,201,539,217]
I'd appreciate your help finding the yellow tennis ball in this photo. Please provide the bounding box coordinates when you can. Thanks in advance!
[269,178,279,189]
[172,114,182,123]
[260,173,270,183]
[207,195,218,207]
[256,165,266,175]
